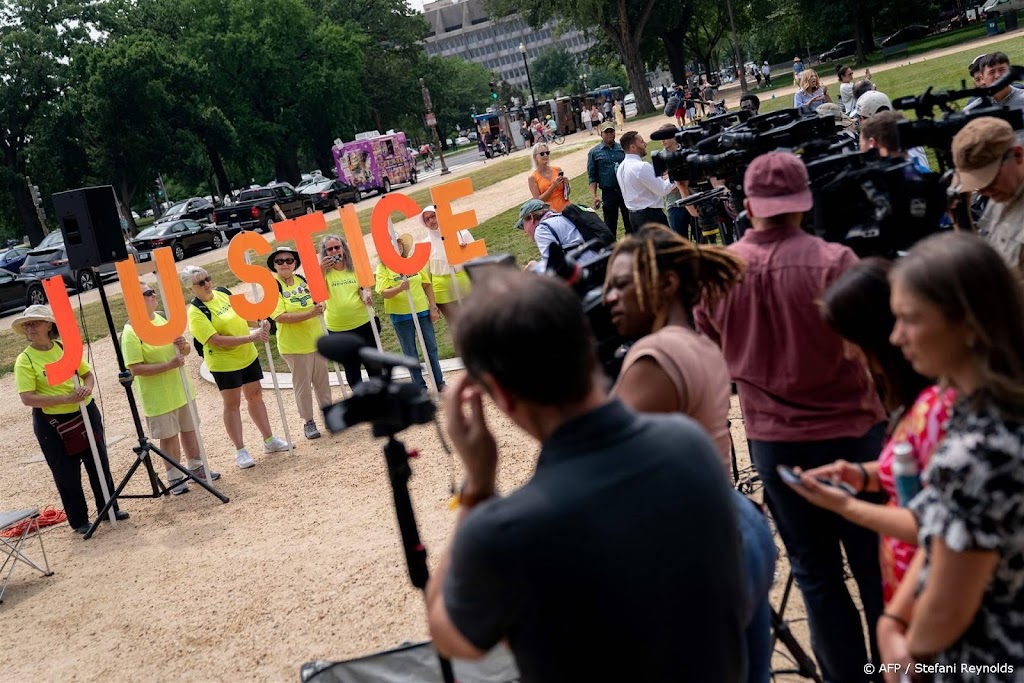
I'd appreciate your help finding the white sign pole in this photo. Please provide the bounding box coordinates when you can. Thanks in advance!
[245,252,294,455]
[74,376,117,526]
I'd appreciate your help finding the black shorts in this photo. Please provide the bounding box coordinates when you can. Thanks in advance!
[211,358,264,391]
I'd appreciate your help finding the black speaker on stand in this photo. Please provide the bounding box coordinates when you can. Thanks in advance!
[51,186,129,270]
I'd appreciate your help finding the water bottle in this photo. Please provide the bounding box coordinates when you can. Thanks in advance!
[892,442,921,506]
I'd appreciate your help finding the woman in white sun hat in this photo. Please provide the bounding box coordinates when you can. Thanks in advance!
[14,305,128,534]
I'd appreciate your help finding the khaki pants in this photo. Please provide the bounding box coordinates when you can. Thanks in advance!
[282,352,331,422]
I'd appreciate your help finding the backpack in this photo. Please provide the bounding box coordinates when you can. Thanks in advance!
[559,204,615,248]
[190,286,233,357]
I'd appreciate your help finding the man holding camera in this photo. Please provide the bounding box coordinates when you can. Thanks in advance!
[615,131,673,229]
[953,117,1024,273]
[695,151,886,683]
[426,267,747,682]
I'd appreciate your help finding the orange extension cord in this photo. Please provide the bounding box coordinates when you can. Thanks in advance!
[0,506,67,538]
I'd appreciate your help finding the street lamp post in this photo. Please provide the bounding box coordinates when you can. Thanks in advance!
[420,78,450,175]
[519,42,537,121]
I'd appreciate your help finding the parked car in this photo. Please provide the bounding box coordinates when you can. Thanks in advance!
[20,230,118,292]
[623,93,638,118]
[212,182,314,234]
[820,39,857,63]
[131,219,224,263]
[0,268,46,314]
[982,0,1024,16]
[0,246,31,274]
[299,178,362,211]
[881,25,931,46]
[455,136,471,146]
[155,197,215,225]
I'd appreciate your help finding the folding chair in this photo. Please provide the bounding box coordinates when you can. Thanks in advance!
[0,508,54,605]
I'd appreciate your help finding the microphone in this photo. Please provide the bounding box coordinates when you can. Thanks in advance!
[649,126,680,141]
[317,332,366,364]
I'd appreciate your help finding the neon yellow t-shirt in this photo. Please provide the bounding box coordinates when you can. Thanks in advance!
[271,274,323,355]
[188,289,258,373]
[430,269,471,305]
[324,268,371,332]
[14,343,93,415]
[121,314,195,418]
[375,263,431,316]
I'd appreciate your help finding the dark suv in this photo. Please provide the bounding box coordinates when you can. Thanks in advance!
[819,39,857,63]
[21,231,119,292]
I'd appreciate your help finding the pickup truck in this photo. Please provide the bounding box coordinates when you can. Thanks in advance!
[212,182,314,234]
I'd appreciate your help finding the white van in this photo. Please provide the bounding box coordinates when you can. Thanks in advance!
[982,0,1024,16]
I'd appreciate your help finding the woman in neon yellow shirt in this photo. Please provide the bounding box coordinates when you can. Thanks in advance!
[319,234,380,387]
[420,205,473,328]
[13,305,127,534]
[268,247,331,440]
[122,282,219,495]
[375,233,445,391]
[183,265,290,469]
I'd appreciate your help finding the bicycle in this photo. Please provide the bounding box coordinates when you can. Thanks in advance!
[422,153,435,171]
[550,131,565,145]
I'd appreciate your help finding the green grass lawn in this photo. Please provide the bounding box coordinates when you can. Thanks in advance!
[749,22,1011,101]
[760,34,1024,115]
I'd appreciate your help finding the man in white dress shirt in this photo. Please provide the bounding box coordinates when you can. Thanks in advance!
[615,131,674,229]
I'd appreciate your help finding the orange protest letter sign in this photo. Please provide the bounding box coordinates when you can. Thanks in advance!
[431,178,487,266]
[42,276,83,385]
[339,204,375,288]
[226,231,278,320]
[371,193,428,275]
[116,248,186,346]
[272,212,329,303]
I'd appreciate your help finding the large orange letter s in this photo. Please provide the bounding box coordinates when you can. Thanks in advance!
[226,231,279,320]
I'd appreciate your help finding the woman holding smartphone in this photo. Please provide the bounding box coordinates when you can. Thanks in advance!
[528,143,569,213]
[794,69,832,110]
[320,234,380,388]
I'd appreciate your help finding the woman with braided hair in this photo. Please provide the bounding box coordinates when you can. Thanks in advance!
[603,223,744,468]
[604,224,776,683]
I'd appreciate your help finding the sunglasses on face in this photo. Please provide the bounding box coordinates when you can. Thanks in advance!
[193,277,212,287]
[325,245,343,252]
[142,290,156,298]
[275,258,296,265]
[537,151,550,156]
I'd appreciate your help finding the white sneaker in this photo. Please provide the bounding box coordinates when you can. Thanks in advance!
[235,449,256,469]
[263,436,291,453]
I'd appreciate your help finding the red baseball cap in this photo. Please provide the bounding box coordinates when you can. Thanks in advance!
[743,152,813,218]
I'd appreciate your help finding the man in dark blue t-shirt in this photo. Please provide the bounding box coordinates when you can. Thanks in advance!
[425,266,747,683]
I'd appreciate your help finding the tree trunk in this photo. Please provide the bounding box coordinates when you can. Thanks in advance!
[622,43,654,113]
[658,26,689,86]
[274,149,302,186]
[207,146,232,198]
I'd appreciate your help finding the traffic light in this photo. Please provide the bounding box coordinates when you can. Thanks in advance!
[154,178,163,199]
[489,81,498,100]
[30,185,42,208]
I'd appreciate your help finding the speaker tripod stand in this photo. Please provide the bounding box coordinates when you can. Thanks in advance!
[84,283,229,540]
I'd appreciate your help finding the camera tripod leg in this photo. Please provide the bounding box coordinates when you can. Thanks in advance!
[382,436,455,683]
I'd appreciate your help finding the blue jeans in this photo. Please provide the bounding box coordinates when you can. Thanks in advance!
[733,490,777,683]
[750,423,886,683]
[391,313,445,390]
[668,206,692,238]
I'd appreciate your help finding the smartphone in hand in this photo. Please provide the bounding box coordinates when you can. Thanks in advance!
[777,465,857,496]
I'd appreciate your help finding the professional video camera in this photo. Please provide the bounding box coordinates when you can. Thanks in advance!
[317,336,435,438]
[463,246,629,381]
[894,65,1024,170]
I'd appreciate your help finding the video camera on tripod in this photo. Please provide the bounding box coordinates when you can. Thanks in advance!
[893,65,1024,170]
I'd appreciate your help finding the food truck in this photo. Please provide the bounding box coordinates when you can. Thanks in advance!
[332,130,417,196]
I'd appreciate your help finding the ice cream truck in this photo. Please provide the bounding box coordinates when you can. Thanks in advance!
[332,130,417,196]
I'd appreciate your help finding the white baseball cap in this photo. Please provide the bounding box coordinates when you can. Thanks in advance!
[857,91,892,119]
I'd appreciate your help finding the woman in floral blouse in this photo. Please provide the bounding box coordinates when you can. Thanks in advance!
[879,233,1024,682]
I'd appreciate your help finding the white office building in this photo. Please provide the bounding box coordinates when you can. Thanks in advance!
[422,0,593,90]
